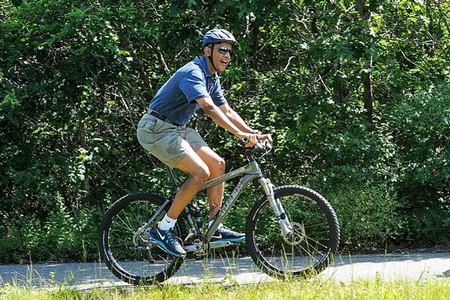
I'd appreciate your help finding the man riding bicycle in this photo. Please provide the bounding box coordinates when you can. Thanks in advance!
[137,29,272,257]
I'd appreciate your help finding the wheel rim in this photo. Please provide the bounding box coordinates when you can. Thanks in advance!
[102,198,181,284]
[250,190,336,277]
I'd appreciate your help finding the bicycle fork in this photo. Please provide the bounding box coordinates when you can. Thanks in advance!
[258,178,293,237]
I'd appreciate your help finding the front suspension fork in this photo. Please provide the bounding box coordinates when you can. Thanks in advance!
[258,178,293,236]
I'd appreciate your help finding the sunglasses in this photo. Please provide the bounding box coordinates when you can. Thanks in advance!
[217,46,233,56]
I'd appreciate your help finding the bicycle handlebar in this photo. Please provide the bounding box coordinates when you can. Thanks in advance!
[244,139,272,157]
[255,139,272,150]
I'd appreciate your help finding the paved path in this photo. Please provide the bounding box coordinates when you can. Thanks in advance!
[1,252,449,289]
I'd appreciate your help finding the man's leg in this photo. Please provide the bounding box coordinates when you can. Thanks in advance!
[166,151,210,219]
[196,146,226,219]
[195,147,245,242]
[148,151,210,258]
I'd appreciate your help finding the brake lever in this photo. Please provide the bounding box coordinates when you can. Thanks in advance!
[255,139,272,150]
[244,140,272,157]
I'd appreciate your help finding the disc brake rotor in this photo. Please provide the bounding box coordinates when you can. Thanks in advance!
[282,222,305,245]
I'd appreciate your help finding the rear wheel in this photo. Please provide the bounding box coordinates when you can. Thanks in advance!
[99,193,186,285]
[246,185,340,279]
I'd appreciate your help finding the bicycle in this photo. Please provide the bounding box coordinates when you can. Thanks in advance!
[99,141,340,285]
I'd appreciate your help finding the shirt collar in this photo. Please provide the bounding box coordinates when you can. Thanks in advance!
[195,56,218,81]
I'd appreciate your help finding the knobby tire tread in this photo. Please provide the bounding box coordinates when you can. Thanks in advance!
[99,192,185,285]
[245,185,340,279]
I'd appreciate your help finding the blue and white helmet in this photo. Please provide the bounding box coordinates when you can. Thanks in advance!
[202,29,238,49]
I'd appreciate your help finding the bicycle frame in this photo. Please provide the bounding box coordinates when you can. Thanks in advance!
[162,156,294,250]
[200,160,262,241]
[101,142,340,284]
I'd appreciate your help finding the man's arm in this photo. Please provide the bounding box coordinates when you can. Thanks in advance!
[219,102,272,144]
[219,103,253,133]
[197,98,273,146]
[196,97,248,141]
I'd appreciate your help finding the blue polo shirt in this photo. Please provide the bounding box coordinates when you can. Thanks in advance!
[148,56,227,126]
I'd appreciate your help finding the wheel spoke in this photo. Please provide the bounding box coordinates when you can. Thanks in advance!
[246,186,340,278]
[99,193,185,285]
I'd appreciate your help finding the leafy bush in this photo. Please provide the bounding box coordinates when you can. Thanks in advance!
[329,183,405,251]
[385,82,450,245]
[0,197,101,263]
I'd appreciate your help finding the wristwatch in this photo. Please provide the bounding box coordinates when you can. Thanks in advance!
[242,130,260,143]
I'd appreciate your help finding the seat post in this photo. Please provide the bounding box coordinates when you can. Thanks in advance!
[167,166,180,190]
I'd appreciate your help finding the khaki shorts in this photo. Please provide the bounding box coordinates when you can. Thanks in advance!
[137,113,208,167]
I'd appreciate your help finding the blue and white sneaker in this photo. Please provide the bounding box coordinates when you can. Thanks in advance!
[211,225,245,242]
[148,224,186,258]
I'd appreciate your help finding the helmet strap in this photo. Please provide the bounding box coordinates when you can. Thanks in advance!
[207,43,218,72]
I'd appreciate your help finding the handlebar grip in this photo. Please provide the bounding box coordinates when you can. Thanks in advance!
[255,139,272,150]
[244,140,272,156]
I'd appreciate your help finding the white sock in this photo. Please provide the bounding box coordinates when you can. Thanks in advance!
[159,214,177,231]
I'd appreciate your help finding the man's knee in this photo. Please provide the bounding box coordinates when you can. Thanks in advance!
[196,147,225,175]
[215,157,226,173]
[191,165,210,185]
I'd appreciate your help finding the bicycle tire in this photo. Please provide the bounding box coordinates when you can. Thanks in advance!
[99,192,186,285]
[246,185,340,279]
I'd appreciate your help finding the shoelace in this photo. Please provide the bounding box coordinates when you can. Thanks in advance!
[165,229,179,246]
[220,226,233,233]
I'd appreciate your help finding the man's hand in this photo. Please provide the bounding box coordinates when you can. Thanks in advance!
[242,133,272,148]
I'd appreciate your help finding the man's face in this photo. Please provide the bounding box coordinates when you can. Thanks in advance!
[206,42,233,73]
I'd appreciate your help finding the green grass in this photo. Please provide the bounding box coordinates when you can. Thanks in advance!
[2,278,450,300]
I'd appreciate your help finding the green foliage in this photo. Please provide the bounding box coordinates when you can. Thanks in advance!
[330,183,405,250]
[388,83,450,188]
[1,0,450,262]
[0,194,101,262]
[385,83,450,245]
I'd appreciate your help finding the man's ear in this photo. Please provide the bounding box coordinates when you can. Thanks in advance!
[204,46,211,57]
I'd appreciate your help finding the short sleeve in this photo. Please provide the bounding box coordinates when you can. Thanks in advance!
[179,68,209,103]
[210,79,227,106]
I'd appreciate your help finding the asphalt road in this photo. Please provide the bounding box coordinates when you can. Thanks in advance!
[1,251,449,289]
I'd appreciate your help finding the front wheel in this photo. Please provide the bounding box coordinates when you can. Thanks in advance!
[99,193,186,285]
[246,185,340,279]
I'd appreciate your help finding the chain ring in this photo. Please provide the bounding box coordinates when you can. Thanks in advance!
[185,234,210,259]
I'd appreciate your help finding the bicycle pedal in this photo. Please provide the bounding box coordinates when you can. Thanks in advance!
[183,242,203,252]
[209,240,233,249]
